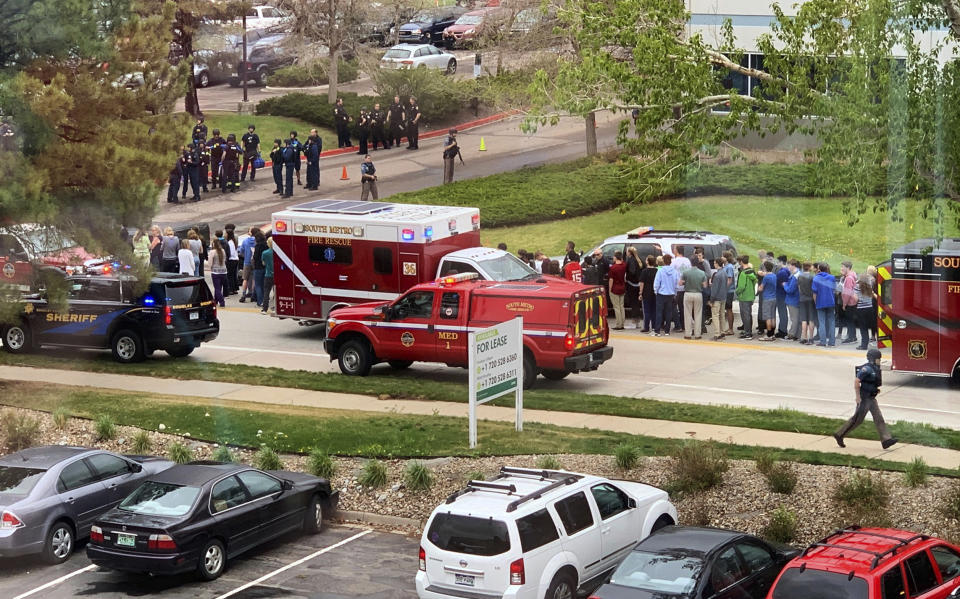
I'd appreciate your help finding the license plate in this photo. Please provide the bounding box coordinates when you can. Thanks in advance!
[189,312,199,320]
[116,533,136,547]
[454,574,474,587]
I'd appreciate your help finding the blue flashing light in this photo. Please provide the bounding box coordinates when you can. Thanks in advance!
[143,295,156,306]
[424,226,433,238]
[401,228,415,241]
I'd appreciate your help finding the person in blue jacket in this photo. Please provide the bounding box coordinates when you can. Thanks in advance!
[269,139,283,195]
[757,261,779,341]
[783,259,800,340]
[304,129,321,190]
[775,255,790,337]
[282,139,296,197]
[812,262,837,346]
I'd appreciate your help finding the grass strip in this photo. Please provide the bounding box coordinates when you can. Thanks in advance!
[1,353,958,453]
[1,381,953,477]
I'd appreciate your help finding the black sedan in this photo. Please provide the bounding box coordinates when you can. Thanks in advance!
[592,526,799,599]
[86,462,338,581]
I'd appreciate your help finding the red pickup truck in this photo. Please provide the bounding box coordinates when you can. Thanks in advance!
[323,273,613,387]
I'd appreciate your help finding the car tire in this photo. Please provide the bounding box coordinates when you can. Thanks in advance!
[2,323,31,354]
[111,329,145,364]
[42,521,74,565]
[546,572,576,599]
[196,538,226,581]
[166,344,195,358]
[522,351,536,389]
[303,494,323,534]
[388,360,413,370]
[257,69,270,86]
[651,514,675,532]
[541,369,569,381]
[198,70,210,88]
[446,58,457,75]
[338,339,372,376]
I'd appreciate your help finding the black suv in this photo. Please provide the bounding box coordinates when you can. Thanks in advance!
[229,35,294,87]
[397,7,467,44]
[1,273,219,363]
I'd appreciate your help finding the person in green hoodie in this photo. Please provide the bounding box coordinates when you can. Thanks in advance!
[735,255,758,340]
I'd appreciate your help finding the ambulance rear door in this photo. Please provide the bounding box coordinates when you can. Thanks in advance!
[399,251,422,292]
[890,256,941,374]
[364,225,401,295]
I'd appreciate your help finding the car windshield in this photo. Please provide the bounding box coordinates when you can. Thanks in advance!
[119,481,200,517]
[771,568,869,599]
[384,48,411,59]
[411,13,435,22]
[163,282,211,306]
[609,550,703,595]
[455,15,483,25]
[0,466,46,495]
[427,513,510,556]
[17,227,78,253]
[477,253,539,281]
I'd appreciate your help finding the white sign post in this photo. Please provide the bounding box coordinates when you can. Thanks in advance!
[468,317,523,449]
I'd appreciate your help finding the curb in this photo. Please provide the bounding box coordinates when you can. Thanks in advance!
[334,509,422,530]
[263,75,372,93]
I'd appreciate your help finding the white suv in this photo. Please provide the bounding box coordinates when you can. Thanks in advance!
[415,467,677,599]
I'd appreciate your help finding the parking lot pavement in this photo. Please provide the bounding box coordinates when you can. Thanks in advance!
[0,525,418,599]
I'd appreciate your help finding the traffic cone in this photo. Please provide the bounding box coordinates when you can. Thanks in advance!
[340,165,349,180]
[478,137,486,151]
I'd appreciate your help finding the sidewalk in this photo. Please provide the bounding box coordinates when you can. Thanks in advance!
[2,365,956,468]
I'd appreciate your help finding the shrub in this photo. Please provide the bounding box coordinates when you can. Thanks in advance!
[167,442,194,464]
[765,462,798,495]
[267,59,360,87]
[308,448,337,479]
[667,441,730,494]
[131,430,153,454]
[254,446,283,471]
[754,449,776,475]
[211,446,235,463]
[904,457,928,488]
[614,443,640,471]
[834,470,890,526]
[359,459,388,489]
[764,506,799,543]
[372,67,468,125]
[2,411,40,451]
[536,455,562,470]
[404,461,434,491]
[94,415,116,441]
[258,91,366,131]
[52,407,70,430]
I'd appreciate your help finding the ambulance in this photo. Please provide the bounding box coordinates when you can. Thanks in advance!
[270,199,544,324]
[875,238,960,382]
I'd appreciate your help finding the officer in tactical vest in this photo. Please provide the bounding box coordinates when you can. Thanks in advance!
[222,134,242,193]
[241,125,260,182]
[406,96,421,150]
[334,98,352,148]
[183,143,201,202]
[282,138,297,197]
[356,107,370,154]
[386,95,404,149]
[370,103,386,151]
[304,128,322,190]
[270,139,284,195]
[834,348,898,449]
[191,115,207,145]
[208,129,225,187]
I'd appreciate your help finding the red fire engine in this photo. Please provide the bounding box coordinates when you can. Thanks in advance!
[876,238,960,382]
[270,199,484,323]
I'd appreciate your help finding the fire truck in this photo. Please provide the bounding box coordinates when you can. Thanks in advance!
[876,238,960,382]
[271,200,547,324]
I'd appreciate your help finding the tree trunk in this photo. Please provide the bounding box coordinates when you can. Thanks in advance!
[327,47,340,104]
[179,10,200,117]
[585,111,598,156]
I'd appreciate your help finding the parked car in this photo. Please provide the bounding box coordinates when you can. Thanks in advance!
[0,446,173,564]
[234,4,291,31]
[592,526,799,599]
[0,224,100,275]
[442,8,503,48]
[587,227,738,269]
[360,2,416,45]
[766,526,960,599]
[380,43,458,74]
[510,6,558,37]
[86,462,338,581]
[397,8,467,44]
[416,466,676,599]
[229,34,294,87]
[194,49,233,88]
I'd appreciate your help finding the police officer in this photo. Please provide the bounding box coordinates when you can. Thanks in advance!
[386,95,404,149]
[442,128,459,184]
[406,96,421,150]
[183,143,201,201]
[334,98,352,148]
[191,115,207,145]
[208,129,225,188]
[360,154,378,201]
[198,141,210,193]
[304,128,322,190]
[289,131,303,185]
[356,107,370,154]
[370,103,386,151]
[282,138,297,197]
[834,348,898,449]
[269,138,284,195]
[222,133,242,193]
[167,158,182,204]
[240,125,260,182]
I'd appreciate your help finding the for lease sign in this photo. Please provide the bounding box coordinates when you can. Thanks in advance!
[468,318,523,448]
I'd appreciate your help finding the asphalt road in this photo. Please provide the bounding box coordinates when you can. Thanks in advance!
[0,525,417,599]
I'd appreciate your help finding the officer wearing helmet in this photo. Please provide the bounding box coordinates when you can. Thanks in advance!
[834,348,898,449]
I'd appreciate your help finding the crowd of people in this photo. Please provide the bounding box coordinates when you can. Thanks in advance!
[507,242,880,349]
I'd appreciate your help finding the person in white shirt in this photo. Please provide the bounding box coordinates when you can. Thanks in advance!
[178,239,196,276]
[225,227,240,295]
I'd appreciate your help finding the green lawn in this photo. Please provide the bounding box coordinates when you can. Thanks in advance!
[1,381,951,475]
[185,111,336,148]
[483,195,960,271]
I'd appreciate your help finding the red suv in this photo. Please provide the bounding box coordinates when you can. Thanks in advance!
[767,527,960,599]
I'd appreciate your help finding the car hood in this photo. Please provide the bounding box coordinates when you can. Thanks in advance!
[400,21,430,30]
[592,582,685,599]
[445,24,476,33]
[327,302,387,322]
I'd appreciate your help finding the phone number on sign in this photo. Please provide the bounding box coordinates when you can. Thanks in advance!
[481,371,517,387]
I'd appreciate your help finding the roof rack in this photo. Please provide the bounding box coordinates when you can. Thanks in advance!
[444,480,518,504]
[443,467,585,510]
[496,466,584,481]
[803,526,929,569]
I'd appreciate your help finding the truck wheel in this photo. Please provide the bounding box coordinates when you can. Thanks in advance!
[541,370,569,381]
[522,352,536,389]
[651,514,675,532]
[388,360,413,370]
[111,329,145,363]
[2,324,31,354]
[166,345,195,358]
[546,572,576,599]
[446,58,457,75]
[338,339,372,376]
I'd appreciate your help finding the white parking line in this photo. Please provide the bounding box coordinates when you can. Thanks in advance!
[213,529,372,599]
[13,564,97,599]
[207,344,328,358]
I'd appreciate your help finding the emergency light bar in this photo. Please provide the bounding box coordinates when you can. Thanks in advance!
[439,272,480,285]
[626,226,654,239]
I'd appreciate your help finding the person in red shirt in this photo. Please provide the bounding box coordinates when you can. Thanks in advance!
[608,250,627,329]
[562,250,582,282]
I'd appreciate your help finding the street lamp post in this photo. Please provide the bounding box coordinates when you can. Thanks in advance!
[241,13,248,103]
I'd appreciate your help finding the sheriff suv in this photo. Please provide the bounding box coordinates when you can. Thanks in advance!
[767,526,960,599]
[416,467,677,599]
[1,273,219,363]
